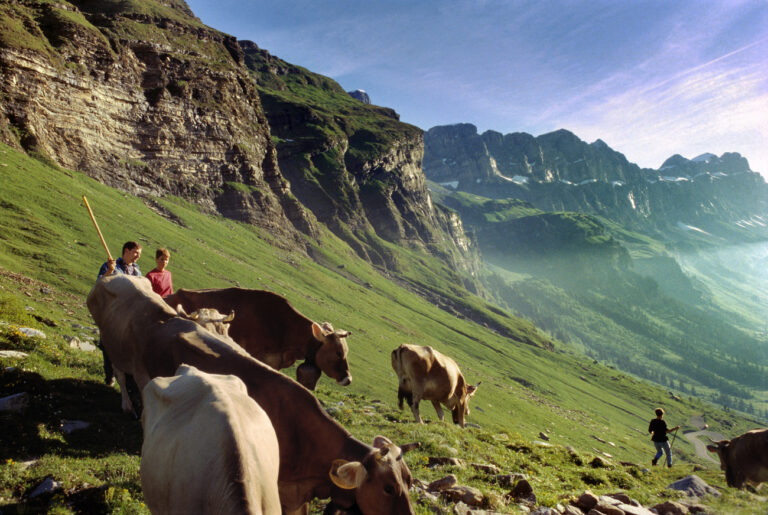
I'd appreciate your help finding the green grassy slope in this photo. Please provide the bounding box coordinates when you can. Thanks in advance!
[0,144,764,513]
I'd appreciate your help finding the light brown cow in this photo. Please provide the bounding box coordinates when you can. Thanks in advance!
[141,365,281,514]
[176,304,236,340]
[706,428,768,489]
[164,288,352,390]
[88,275,416,514]
[391,344,479,428]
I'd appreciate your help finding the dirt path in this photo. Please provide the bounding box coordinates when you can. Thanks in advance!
[682,430,726,464]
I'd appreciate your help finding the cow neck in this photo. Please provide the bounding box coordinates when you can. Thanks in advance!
[304,337,321,365]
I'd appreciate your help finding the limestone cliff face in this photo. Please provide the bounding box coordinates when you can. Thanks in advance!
[241,42,479,277]
[0,0,315,242]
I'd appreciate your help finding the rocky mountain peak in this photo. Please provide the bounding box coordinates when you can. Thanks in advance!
[347,89,371,104]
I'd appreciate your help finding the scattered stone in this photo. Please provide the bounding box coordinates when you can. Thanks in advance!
[39,287,53,295]
[19,459,38,470]
[427,474,457,492]
[667,475,720,498]
[0,350,28,359]
[0,392,29,412]
[28,477,62,499]
[562,505,582,515]
[575,491,599,512]
[19,327,46,339]
[493,473,527,487]
[685,504,711,514]
[61,420,90,434]
[530,508,559,515]
[507,479,536,505]
[593,502,624,515]
[538,431,550,441]
[429,456,464,468]
[598,496,622,507]
[533,440,552,447]
[471,463,501,475]
[32,314,57,326]
[652,500,689,515]
[443,485,483,506]
[606,493,631,504]
[616,503,656,515]
[592,435,607,444]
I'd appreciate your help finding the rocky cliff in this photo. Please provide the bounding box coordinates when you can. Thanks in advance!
[0,0,315,244]
[424,124,768,241]
[240,42,479,278]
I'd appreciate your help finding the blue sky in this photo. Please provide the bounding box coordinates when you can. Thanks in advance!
[186,0,768,175]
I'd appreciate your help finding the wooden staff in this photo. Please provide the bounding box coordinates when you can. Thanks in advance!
[82,196,112,261]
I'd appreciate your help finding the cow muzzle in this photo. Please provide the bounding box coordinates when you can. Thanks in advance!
[337,375,352,386]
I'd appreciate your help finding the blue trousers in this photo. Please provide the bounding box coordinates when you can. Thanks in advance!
[654,441,672,466]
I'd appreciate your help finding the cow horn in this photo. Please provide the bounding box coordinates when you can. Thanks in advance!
[322,322,334,333]
[176,304,193,318]
[222,310,235,323]
[399,442,421,454]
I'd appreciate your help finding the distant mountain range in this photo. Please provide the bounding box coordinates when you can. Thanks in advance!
[424,124,768,243]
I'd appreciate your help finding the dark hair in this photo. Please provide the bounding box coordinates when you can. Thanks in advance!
[156,248,170,259]
[655,408,664,417]
[122,241,142,253]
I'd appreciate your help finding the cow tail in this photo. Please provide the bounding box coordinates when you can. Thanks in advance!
[392,345,412,409]
[397,385,413,409]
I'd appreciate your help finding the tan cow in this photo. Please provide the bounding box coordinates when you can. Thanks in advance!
[141,364,280,514]
[87,275,417,514]
[706,428,768,489]
[165,288,352,390]
[176,304,236,340]
[391,344,479,428]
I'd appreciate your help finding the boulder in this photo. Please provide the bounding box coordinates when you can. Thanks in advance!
[606,493,631,504]
[562,506,583,515]
[652,501,689,515]
[666,475,720,498]
[593,503,624,515]
[575,491,599,512]
[472,463,501,475]
[507,479,536,505]
[617,504,656,515]
[494,473,527,487]
[443,485,483,506]
[427,474,458,492]
[0,392,29,412]
[28,477,62,498]
[19,327,46,339]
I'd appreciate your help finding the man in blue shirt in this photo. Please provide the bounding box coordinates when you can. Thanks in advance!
[97,241,142,385]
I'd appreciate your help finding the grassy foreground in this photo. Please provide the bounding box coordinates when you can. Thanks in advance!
[0,143,764,513]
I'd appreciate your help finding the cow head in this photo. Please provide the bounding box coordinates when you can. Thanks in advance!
[311,322,352,387]
[329,436,418,515]
[177,305,235,339]
[451,381,480,428]
[706,438,742,488]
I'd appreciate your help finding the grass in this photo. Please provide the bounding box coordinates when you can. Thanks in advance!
[0,143,765,513]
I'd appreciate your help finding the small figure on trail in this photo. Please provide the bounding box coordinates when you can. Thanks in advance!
[649,407,680,467]
[97,241,142,385]
[146,248,173,297]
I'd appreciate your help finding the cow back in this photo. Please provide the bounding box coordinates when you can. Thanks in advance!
[727,428,768,487]
[141,365,281,515]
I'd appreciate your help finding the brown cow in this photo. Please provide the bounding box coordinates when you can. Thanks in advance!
[391,344,479,428]
[88,275,416,514]
[706,428,768,489]
[141,365,281,514]
[165,288,352,390]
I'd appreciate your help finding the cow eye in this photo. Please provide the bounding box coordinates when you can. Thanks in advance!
[384,485,395,496]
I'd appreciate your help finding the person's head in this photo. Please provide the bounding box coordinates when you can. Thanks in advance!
[155,248,170,271]
[121,241,142,264]
[655,408,665,418]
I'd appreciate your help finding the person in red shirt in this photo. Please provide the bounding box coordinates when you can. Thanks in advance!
[146,248,173,297]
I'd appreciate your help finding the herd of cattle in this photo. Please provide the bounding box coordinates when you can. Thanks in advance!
[86,275,767,514]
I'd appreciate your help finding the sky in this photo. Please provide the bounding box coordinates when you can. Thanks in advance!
[185,0,768,175]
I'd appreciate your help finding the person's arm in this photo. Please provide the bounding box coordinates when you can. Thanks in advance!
[97,259,116,279]
[667,425,680,433]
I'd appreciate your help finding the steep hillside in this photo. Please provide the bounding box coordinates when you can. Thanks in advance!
[0,143,763,514]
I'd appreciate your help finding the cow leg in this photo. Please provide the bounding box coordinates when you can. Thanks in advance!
[431,400,445,421]
[113,368,134,415]
[410,391,424,424]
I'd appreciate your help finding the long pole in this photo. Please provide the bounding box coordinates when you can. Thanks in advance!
[82,196,112,261]
[670,427,679,449]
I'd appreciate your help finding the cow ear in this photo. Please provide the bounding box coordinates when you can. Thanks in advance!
[312,322,326,341]
[467,381,481,397]
[372,435,393,449]
[329,459,367,489]
[706,444,719,453]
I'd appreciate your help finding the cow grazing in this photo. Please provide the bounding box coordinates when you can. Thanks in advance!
[391,344,479,428]
[176,304,236,340]
[706,428,768,489]
[165,288,352,390]
[88,275,417,514]
[141,365,280,515]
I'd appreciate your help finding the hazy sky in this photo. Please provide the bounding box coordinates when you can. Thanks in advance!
[186,0,768,175]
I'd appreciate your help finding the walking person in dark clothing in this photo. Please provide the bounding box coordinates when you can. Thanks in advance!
[649,407,680,467]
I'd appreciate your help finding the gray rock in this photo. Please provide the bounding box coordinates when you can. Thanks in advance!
[0,392,29,412]
[617,503,656,515]
[347,89,371,104]
[28,477,62,498]
[61,420,90,434]
[427,474,457,492]
[19,327,46,339]
[471,463,501,475]
[666,475,720,498]
[562,506,583,515]
[0,350,28,359]
[443,485,483,506]
[653,500,689,514]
